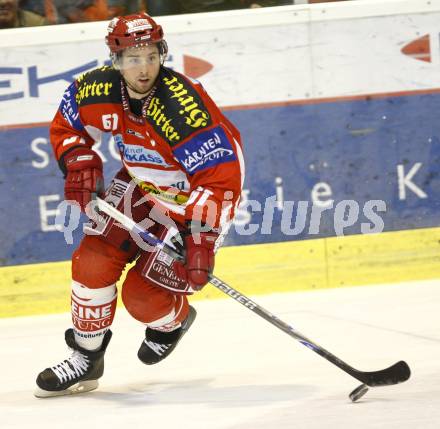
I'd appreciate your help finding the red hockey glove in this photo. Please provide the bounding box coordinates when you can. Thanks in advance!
[62,147,104,212]
[174,229,218,291]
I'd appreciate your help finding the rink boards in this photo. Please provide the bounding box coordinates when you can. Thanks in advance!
[2,1,440,316]
[2,226,440,318]
[3,89,440,264]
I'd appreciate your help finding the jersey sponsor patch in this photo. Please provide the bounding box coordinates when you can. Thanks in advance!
[141,228,193,294]
[75,67,120,106]
[59,82,84,132]
[136,179,189,205]
[115,134,169,167]
[173,126,237,175]
[144,69,212,147]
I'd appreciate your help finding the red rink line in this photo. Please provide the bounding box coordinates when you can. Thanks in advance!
[0,121,51,131]
[222,86,440,111]
[2,86,440,130]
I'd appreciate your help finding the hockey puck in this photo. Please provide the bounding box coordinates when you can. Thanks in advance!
[349,383,369,402]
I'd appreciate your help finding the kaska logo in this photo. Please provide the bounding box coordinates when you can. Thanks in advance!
[401,34,431,62]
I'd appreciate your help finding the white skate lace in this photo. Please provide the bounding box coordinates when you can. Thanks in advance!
[51,350,90,383]
[144,340,172,356]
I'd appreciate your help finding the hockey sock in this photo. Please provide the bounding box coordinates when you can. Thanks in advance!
[71,281,117,351]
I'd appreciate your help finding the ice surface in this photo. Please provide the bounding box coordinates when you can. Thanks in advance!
[1,279,439,429]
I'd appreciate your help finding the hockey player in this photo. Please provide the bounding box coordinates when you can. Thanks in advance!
[35,13,244,397]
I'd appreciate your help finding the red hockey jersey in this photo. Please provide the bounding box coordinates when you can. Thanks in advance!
[50,66,244,229]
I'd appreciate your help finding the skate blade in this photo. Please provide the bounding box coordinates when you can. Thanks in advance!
[34,380,99,398]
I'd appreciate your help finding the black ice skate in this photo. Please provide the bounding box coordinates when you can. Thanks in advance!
[138,305,197,365]
[34,329,112,398]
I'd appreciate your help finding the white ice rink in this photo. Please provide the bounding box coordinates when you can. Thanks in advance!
[1,279,439,429]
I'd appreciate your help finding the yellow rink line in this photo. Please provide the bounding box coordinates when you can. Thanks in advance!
[1,226,440,318]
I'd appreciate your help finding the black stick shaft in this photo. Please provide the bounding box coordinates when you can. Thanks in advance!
[207,273,365,381]
[96,198,410,387]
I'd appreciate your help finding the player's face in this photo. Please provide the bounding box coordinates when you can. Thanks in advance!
[120,45,161,98]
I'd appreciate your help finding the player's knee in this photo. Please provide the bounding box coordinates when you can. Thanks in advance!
[72,235,129,289]
[122,268,189,327]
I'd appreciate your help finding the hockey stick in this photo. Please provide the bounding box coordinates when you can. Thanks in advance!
[95,197,411,401]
